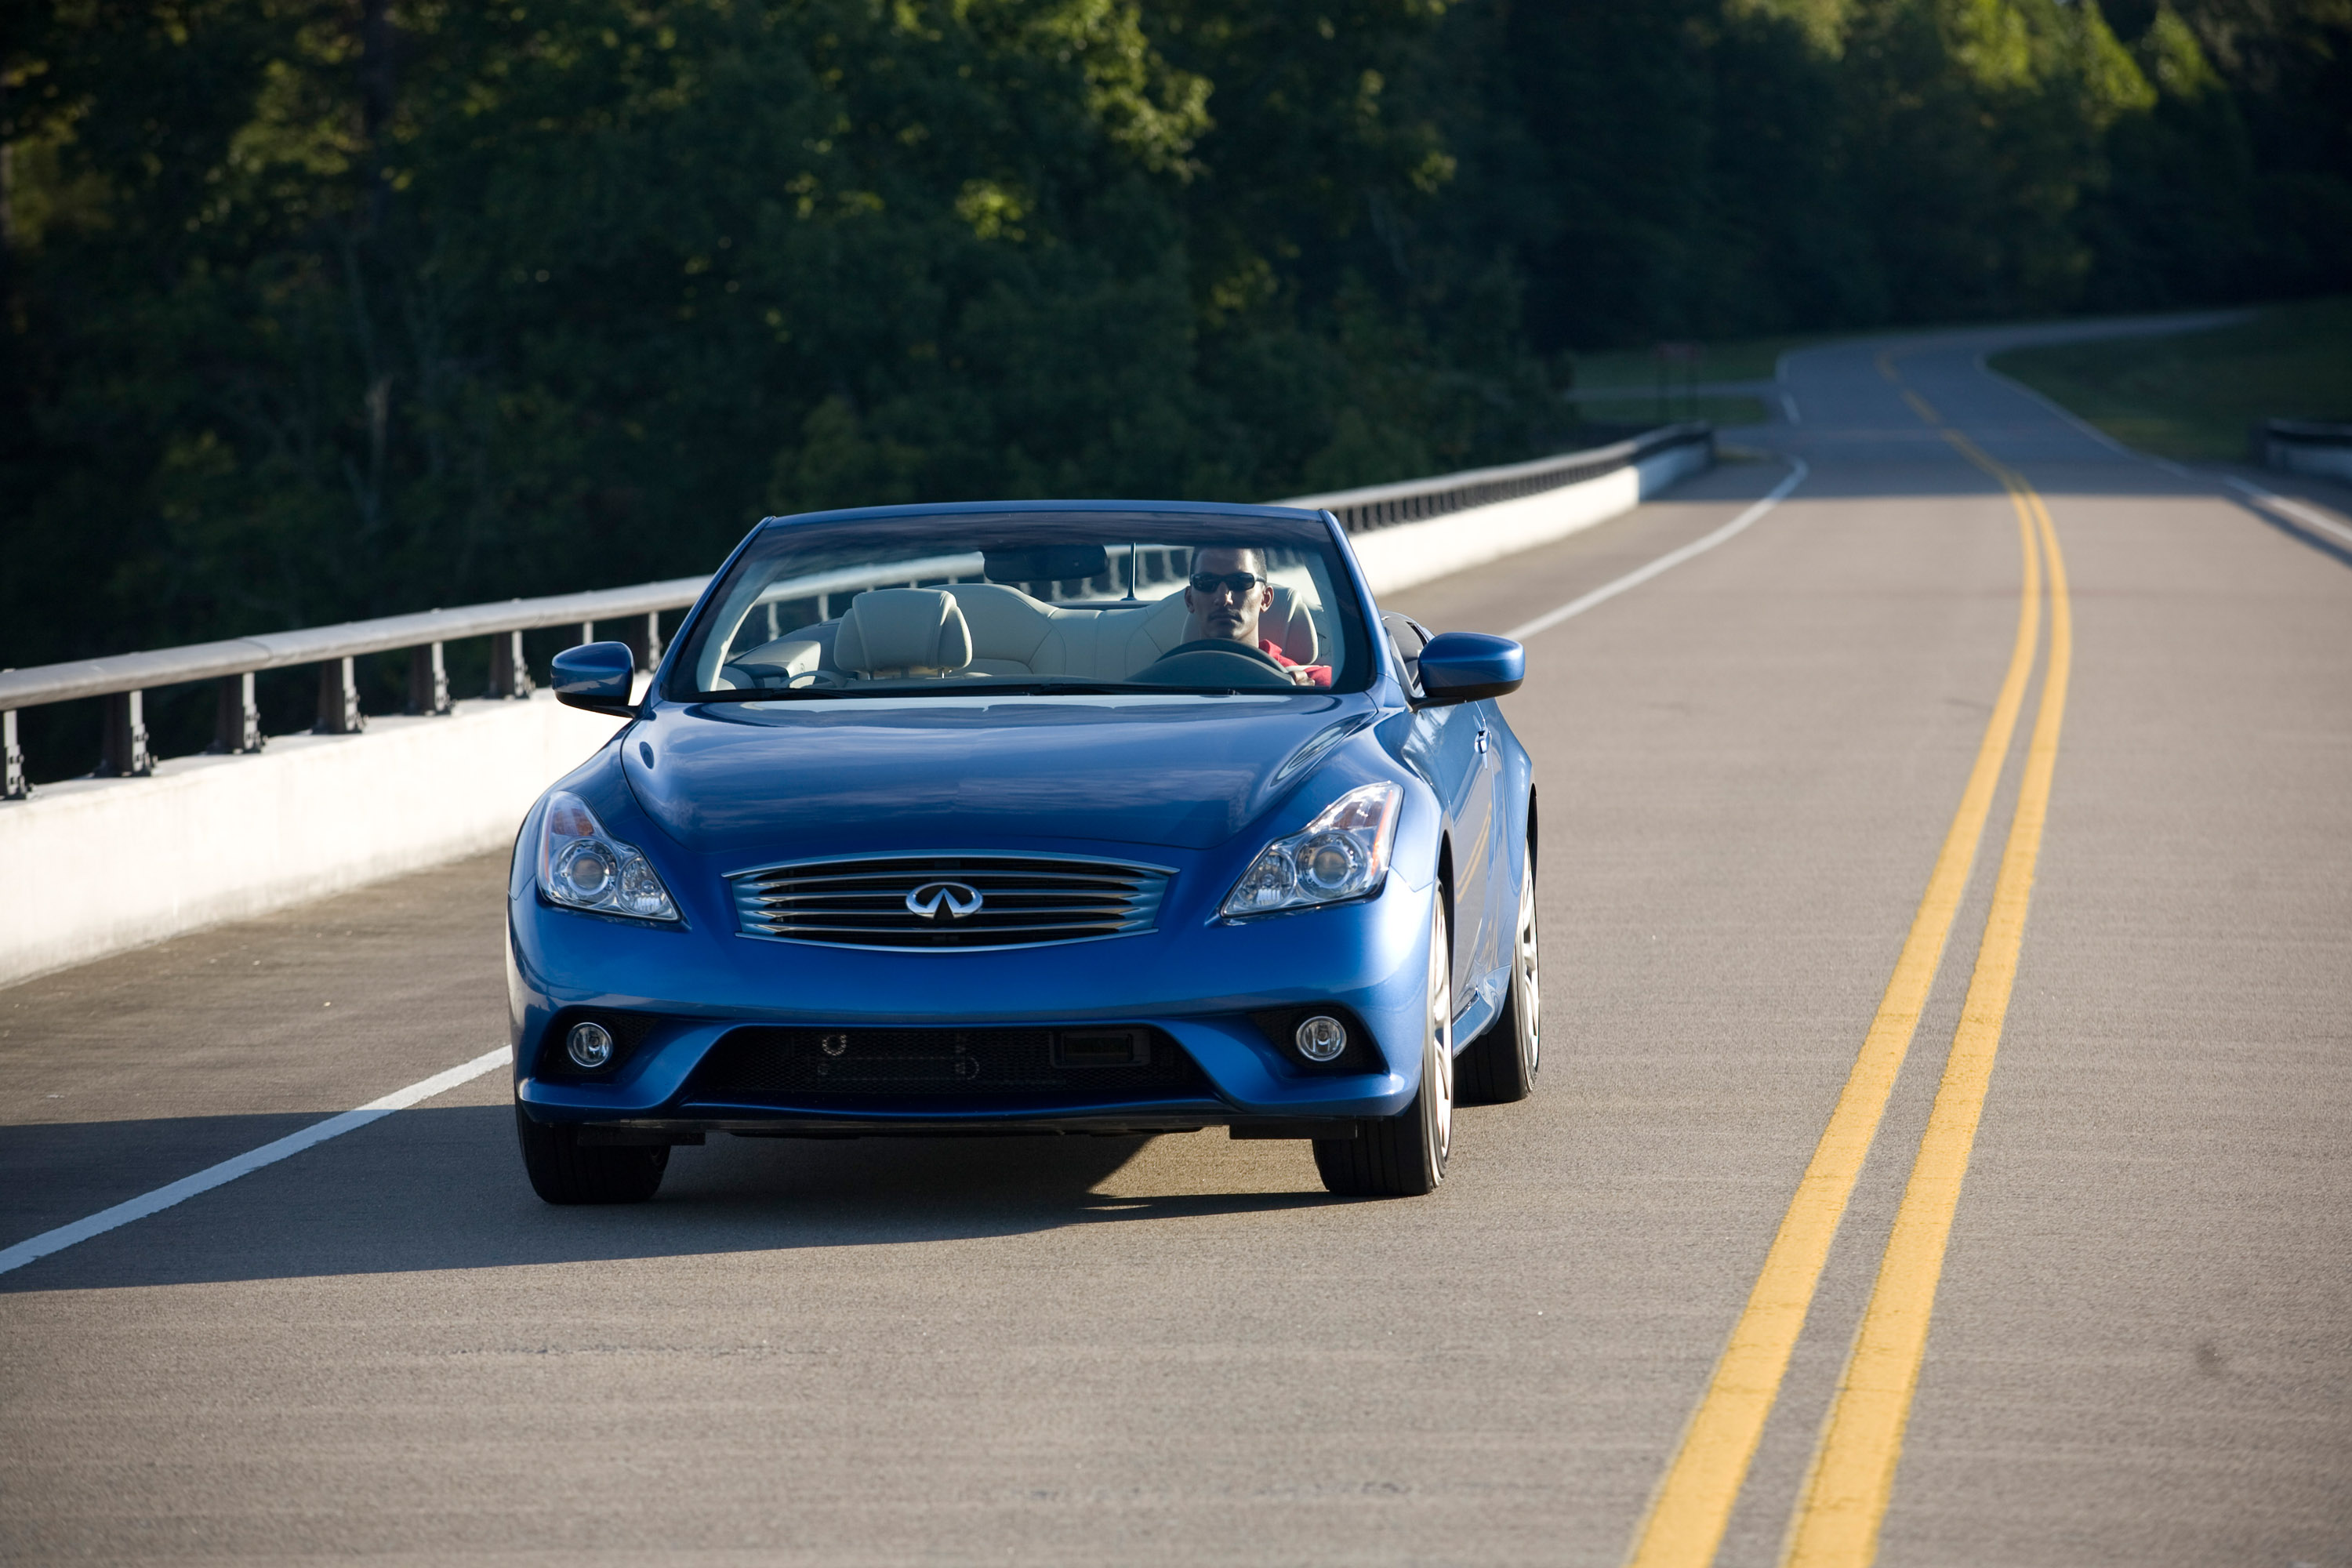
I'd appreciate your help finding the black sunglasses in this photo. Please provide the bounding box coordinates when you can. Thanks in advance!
[1188,570,1265,596]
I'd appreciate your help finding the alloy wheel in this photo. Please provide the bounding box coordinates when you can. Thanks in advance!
[1514,862,1541,1079]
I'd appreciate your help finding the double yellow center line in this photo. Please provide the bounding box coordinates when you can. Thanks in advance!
[1627,368,2073,1568]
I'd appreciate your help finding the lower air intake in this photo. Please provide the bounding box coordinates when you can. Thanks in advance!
[687,1025,1205,1102]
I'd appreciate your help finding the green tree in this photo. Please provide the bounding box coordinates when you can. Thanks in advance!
[5,0,2347,779]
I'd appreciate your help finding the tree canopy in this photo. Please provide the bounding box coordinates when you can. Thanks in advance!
[3,0,2346,768]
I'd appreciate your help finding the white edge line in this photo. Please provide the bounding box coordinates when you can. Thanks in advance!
[1970,333,2350,536]
[1966,350,2154,460]
[1504,457,1809,641]
[2223,476,2352,549]
[1777,389,1802,426]
[0,1044,512,1277]
[1973,350,2188,472]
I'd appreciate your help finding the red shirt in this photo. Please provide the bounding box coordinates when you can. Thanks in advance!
[1261,639,1333,688]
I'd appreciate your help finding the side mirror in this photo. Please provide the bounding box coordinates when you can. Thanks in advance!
[1415,632,1524,706]
[551,641,639,716]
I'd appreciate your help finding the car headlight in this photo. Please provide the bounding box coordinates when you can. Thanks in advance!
[536,790,681,922]
[1222,781,1403,917]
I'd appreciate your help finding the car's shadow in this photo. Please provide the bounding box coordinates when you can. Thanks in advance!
[4,1105,1351,1294]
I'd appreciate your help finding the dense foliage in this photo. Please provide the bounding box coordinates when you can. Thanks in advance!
[3,0,2347,768]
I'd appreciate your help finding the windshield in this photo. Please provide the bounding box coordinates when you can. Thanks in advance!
[664,509,1371,701]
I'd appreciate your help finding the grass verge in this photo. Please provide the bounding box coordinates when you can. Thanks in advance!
[1567,334,1843,388]
[1562,393,1773,426]
[1987,297,2352,462]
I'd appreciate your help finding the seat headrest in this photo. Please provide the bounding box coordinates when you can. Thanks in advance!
[837,589,974,677]
[1266,583,1318,666]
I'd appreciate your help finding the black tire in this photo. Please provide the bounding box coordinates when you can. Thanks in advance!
[515,1105,669,1205]
[1459,850,1541,1105]
[1314,898,1453,1197]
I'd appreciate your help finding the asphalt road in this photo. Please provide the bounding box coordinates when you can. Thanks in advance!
[5,328,2348,1566]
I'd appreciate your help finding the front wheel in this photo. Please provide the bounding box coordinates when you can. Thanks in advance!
[1315,898,1453,1196]
[516,1105,669,1204]
[1459,849,1541,1104]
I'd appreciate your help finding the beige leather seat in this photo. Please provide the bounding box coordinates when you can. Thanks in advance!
[950,584,1184,679]
[1264,586,1320,666]
[953,583,1319,678]
[728,581,1319,685]
[835,589,973,677]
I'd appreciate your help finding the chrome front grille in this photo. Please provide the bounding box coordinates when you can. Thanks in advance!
[728,854,1171,949]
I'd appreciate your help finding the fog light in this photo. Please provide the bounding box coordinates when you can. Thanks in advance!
[566,1021,615,1069]
[1294,1014,1348,1063]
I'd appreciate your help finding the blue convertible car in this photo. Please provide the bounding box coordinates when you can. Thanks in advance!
[510,500,1540,1202]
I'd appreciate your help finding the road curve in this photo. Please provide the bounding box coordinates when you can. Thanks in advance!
[4,328,2349,1566]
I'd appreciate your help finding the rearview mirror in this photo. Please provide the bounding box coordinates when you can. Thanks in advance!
[1415,632,1524,706]
[551,641,638,716]
[983,544,1110,584]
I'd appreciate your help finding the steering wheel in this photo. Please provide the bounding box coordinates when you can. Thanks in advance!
[1133,638,1298,689]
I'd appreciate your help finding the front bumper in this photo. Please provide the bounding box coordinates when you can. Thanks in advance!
[509,855,1437,1132]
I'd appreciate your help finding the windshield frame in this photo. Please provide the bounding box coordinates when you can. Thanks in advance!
[659,503,1374,704]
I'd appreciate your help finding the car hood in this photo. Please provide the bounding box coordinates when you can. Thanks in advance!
[624,694,1374,856]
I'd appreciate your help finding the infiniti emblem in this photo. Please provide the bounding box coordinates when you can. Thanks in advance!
[906,880,984,920]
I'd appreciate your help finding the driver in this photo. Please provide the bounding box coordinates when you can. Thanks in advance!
[1181,547,1332,688]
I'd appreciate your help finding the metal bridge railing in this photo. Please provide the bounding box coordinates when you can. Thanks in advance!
[2,422,1710,799]
[1279,422,1711,532]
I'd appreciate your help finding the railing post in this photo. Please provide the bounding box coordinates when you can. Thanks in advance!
[99,691,151,777]
[314,656,365,735]
[488,630,532,699]
[579,620,594,649]
[616,611,662,671]
[3,709,29,800]
[405,643,450,716]
[211,672,264,753]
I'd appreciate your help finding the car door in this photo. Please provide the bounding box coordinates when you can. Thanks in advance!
[1386,614,1494,1011]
